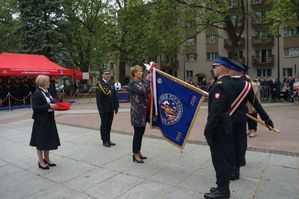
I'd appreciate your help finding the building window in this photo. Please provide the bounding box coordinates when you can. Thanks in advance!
[255,10,267,19]
[283,68,293,77]
[255,49,272,59]
[206,52,218,61]
[186,70,193,78]
[185,20,196,28]
[186,54,197,61]
[228,0,239,7]
[254,30,269,40]
[257,69,272,77]
[186,37,196,45]
[228,51,243,59]
[253,10,267,24]
[206,35,217,43]
[252,0,262,4]
[284,47,299,57]
[283,27,299,37]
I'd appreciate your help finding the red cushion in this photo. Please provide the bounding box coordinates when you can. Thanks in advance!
[53,102,72,111]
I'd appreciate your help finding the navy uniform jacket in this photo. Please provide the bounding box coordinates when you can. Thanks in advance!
[95,79,119,113]
[231,76,270,124]
[204,75,235,146]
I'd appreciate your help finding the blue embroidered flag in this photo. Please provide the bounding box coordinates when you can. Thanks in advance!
[150,69,207,149]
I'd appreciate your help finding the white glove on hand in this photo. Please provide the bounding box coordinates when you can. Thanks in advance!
[143,61,156,71]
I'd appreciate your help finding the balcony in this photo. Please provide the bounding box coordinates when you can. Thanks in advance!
[252,55,274,67]
[160,60,179,70]
[228,2,240,11]
[237,57,246,64]
[183,45,197,54]
[251,17,267,29]
[251,0,270,10]
[252,36,274,48]
[224,38,245,50]
[284,36,299,48]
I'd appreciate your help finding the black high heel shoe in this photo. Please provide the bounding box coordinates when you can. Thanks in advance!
[132,155,144,163]
[139,154,147,160]
[44,159,56,167]
[38,162,49,170]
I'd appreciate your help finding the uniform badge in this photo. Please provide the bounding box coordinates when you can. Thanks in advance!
[215,93,220,99]
[217,81,222,84]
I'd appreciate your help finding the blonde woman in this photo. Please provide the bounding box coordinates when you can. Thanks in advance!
[128,65,150,163]
[30,75,60,169]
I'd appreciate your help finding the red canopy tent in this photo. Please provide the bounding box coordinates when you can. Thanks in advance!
[70,68,92,80]
[70,68,83,80]
[0,52,72,76]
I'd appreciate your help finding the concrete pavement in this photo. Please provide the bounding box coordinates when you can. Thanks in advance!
[55,100,299,155]
[0,107,299,199]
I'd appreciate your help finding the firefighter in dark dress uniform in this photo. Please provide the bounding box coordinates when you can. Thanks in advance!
[204,57,236,199]
[95,68,119,147]
[228,60,274,181]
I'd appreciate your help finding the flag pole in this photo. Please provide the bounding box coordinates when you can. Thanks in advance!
[246,113,280,133]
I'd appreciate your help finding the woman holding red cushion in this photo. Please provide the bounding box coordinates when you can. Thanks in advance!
[30,75,60,170]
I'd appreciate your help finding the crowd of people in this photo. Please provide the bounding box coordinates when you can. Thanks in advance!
[0,77,36,106]
[254,76,298,102]
[186,75,299,103]
[0,77,63,107]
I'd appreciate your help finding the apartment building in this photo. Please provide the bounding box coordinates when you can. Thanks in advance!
[159,0,299,84]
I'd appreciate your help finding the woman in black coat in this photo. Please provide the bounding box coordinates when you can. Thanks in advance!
[128,65,150,163]
[30,75,60,169]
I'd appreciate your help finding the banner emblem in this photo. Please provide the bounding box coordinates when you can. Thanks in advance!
[159,93,183,125]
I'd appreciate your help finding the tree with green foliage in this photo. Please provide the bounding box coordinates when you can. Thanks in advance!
[113,0,182,83]
[0,0,20,52]
[62,0,115,72]
[175,0,248,59]
[265,0,299,35]
[18,0,70,66]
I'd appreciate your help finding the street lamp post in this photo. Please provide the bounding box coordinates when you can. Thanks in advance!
[183,54,186,81]
[277,35,280,82]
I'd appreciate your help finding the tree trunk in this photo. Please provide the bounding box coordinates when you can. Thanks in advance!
[118,51,126,84]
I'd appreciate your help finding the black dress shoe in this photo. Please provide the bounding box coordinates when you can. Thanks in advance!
[132,155,144,163]
[103,142,111,147]
[108,141,116,146]
[38,162,49,170]
[210,187,217,192]
[204,188,230,199]
[44,159,56,167]
[240,159,246,166]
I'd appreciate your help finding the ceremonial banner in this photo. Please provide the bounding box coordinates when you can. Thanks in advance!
[150,69,208,149]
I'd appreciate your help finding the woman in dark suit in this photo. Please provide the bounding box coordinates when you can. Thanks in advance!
[30,75,60,169]
[128,65,150,163]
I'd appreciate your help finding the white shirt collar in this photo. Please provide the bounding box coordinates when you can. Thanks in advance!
[39,87,48,93]
[232,75,242,78]
[218,74,229,79]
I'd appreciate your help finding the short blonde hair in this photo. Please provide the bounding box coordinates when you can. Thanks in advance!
[35,75,50,87]
[130,65,143,77]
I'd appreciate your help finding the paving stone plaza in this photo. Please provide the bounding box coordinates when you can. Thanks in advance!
[0,101,298,199]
